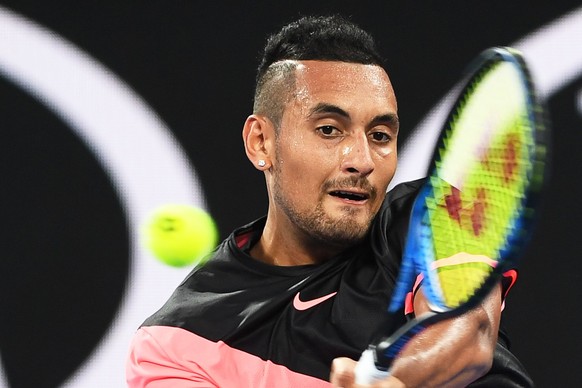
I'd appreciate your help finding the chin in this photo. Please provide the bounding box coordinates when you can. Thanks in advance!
[313,216,370,247]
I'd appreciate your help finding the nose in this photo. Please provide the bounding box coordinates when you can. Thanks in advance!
[340,133,374,177]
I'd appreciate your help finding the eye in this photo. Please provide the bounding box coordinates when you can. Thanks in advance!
[316,125,340,136]
[370,131,391,142]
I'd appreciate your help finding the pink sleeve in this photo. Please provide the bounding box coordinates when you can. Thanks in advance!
[126,327,218,387]
[126,326,331,388]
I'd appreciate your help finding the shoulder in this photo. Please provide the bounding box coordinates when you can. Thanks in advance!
[139,239,240,329]
[364,178,426,270]
[373,178,425,228]
[385,178,425,209]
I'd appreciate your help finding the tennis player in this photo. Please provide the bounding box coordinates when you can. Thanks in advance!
[126,15,533,387]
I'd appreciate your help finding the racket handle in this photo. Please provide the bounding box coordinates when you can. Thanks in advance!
[354,348,391,385]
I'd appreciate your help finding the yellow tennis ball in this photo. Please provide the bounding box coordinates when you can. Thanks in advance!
[143,204,218,267]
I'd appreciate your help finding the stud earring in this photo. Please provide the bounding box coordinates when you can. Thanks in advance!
[258,160,266,167]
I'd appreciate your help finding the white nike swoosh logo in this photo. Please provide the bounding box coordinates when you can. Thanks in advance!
[293,291,337,311]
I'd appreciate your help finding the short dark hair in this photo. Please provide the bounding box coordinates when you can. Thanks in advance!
[253,15,385,128]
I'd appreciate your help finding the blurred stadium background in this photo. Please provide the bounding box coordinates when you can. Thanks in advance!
[0,2,580,387]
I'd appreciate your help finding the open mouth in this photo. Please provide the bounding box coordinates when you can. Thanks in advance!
[329,190,370,202]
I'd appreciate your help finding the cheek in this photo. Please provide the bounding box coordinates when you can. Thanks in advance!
[376,141,397,158]
[276,146,333,199]
[375,152,398,187]
[279,135,337,172]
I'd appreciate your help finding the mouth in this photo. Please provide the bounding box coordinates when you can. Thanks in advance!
[329,190,370,203]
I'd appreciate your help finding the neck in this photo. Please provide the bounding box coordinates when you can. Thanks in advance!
[249,215,344,266]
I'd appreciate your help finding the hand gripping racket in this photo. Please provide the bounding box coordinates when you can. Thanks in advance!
[355,47,549,384]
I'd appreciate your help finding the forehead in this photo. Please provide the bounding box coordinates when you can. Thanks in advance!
[292,60,397,112]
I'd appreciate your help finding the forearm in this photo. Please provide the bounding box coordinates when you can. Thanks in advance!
[389,313,497,387]
[389,286,502,387]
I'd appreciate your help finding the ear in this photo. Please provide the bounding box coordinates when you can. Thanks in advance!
[242,114,275,170]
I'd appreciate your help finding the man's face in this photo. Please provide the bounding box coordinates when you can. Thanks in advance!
[269,61,399,248]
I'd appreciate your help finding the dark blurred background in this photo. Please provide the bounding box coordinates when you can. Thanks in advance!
[0,2,580,387]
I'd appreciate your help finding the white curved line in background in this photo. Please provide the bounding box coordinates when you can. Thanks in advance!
[0,6,203,388]
[393,6,582,188]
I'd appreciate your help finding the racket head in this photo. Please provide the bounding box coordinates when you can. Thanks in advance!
[402,47,548,313]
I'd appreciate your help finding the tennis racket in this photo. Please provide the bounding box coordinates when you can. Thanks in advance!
[355,46,548,384]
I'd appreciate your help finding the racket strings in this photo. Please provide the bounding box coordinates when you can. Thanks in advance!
[424,80,535,308]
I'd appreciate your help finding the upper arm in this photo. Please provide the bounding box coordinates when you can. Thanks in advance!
[127,326,332,388]
[126,327,218,388]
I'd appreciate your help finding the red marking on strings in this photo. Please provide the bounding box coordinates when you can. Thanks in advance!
[443,186,488,236]
[444,186,462,222]
[503,134,519,183]
[471,188,487,236]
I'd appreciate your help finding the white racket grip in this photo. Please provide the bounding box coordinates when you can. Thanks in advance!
[354,348,391,385]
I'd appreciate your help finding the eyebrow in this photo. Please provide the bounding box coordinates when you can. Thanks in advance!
[372,113,400,134]
[308,102,400,133]
[308,103,350,119]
